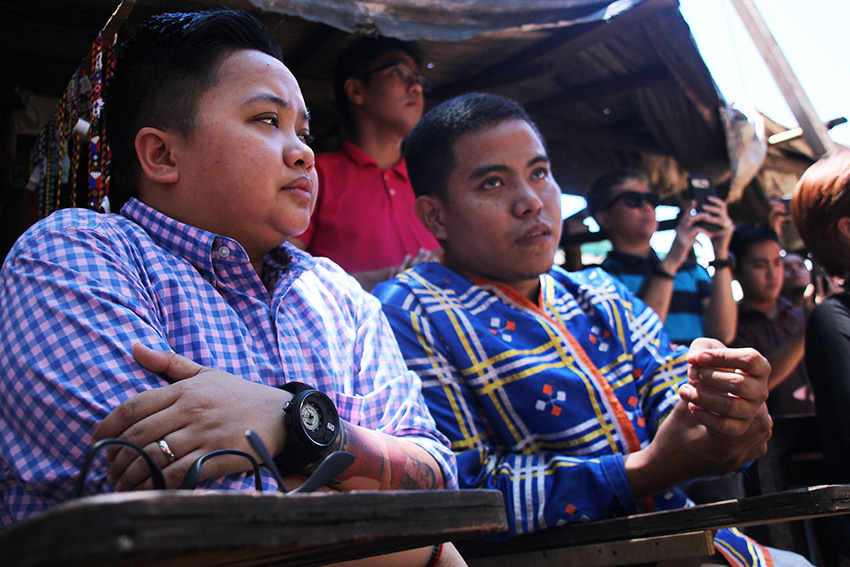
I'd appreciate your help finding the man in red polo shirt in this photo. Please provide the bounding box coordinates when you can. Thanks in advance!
[291,36,439,291]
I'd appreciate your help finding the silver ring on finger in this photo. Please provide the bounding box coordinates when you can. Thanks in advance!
[158,439,176,463]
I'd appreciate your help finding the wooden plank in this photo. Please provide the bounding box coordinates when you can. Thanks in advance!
[460,484,850,557]
[0,489,507,567]
[728,0,836,158]
[467,531,715,567]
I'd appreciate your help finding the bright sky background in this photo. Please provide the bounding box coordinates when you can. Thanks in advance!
[574,0,848,281]
[565,0,850,220]
[678,0,850,147]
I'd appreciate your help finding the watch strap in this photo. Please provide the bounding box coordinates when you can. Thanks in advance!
[280,380,314,398]
[652,265,675,280]
[709,257,735,270]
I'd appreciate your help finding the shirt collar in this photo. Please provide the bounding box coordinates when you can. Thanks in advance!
[120,198,315,279]
[341,141,409,179]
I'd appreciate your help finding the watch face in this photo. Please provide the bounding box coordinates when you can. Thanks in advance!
[301,400,322,432]
[299,391,339,446]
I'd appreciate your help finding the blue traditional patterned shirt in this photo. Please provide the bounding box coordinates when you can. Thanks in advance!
[374,262,770,566]
[0,198,456,528]
[600,249,712,345]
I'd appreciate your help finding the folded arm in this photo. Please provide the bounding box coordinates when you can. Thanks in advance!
[94,344,447,492]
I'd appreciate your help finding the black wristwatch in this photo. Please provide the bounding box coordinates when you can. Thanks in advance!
[709,257,735,270]
[275,382,341,474]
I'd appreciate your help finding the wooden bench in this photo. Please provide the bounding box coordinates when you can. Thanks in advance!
[0,489,508,567]
[8,484,848,567]
[458,484,850,567]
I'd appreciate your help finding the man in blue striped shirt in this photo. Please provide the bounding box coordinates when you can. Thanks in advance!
[587,170,737,346]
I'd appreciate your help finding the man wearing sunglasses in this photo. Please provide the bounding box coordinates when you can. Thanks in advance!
[291,36,439,291]
[587,169,737,346]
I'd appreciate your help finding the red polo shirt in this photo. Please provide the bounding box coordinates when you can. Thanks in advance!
[298,142,439,273]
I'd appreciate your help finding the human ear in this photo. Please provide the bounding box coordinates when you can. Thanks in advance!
[134,127,179,185]
[415,195,447,241]
[837,216,850,244]
[343,77,366,106]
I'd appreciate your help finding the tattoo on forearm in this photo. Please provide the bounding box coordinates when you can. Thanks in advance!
[334,423,440,490]
[397,455,438,490]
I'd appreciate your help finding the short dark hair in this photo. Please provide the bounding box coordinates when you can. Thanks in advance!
[730,225,780,264]
[333,35,423,131]
[403,92,543,202]
[103,9,282,209]
[585,169,650,216]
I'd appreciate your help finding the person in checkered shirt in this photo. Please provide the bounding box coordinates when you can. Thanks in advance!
[0,9,465,566]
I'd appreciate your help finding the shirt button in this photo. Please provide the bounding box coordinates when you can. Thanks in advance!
[389,187,397,196]
[218,245,231,258]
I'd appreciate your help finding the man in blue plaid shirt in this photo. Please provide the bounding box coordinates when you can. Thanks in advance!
[0,11,463,564]
[374,92,812,567]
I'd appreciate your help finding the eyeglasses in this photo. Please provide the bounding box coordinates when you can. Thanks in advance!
[361,62,432,93]
[603,190,660,210]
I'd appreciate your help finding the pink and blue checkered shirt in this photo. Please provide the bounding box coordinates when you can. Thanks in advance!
[0,198,456,527]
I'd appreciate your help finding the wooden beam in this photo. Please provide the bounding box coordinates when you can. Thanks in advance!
[527,66,670,112]
[461,485,850,556]
[466,531,715,567]
[0,489,508,567]
[544,121,664,155]
[768,117,847,146]
[728,0,836,158]
[429,0,678,99]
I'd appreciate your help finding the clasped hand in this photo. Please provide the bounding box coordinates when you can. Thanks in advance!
[627,338,772,497]
[93,344,292,491]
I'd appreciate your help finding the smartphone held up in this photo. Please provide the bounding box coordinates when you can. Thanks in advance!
[687,174,722,231]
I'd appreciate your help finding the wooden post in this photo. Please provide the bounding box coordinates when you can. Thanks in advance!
[728,0,836,158]
[103,0,135,46]
[85,0,135,73]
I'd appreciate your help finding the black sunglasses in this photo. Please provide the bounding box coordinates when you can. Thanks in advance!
[604,190,660,210]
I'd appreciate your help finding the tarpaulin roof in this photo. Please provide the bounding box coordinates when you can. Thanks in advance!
[2,0,735,200]
[247,0,648,41]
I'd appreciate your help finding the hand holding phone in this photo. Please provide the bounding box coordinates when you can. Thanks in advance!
[688,174,721,231]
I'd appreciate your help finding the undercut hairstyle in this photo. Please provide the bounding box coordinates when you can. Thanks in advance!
[334,35,423,131]
[403,92,543,202]
[793,149,850,278]
[103,9,282,209]
[585,169,651,217]
[729,225,780,267]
